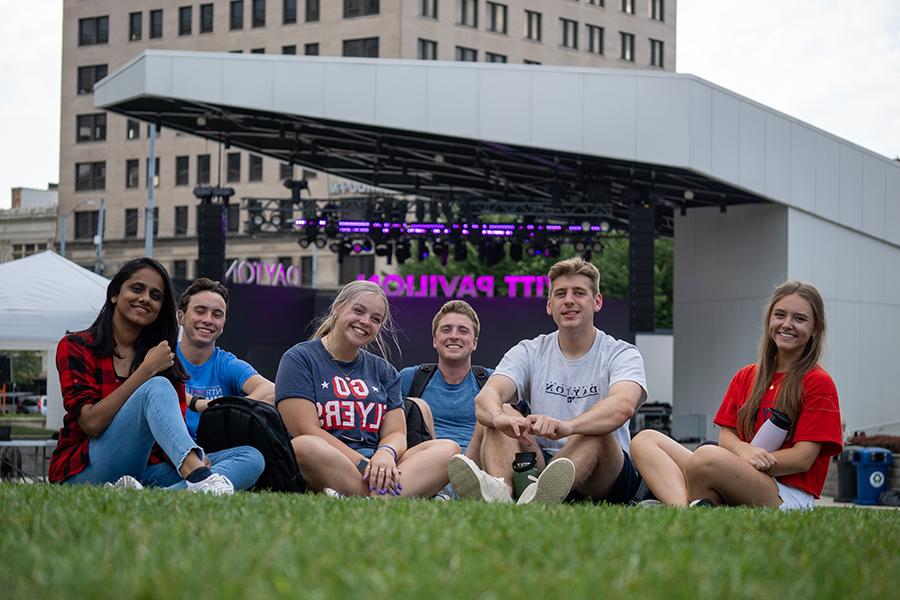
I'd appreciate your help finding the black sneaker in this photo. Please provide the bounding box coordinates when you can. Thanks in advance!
[689,498,716,507]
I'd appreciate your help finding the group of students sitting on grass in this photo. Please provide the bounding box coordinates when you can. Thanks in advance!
[48,255,842,509]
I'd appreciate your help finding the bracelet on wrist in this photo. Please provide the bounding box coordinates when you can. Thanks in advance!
[189,395,204,412]
[376,444,398,462]
[356,458,370,475]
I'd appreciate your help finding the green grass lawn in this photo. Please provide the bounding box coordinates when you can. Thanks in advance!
[1,484,897,599]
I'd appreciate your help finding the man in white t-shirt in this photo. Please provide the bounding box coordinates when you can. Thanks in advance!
[448,257,647,504]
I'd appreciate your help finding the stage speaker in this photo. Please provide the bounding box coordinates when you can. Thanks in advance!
[629,205,655,332]
[197,203,226,282]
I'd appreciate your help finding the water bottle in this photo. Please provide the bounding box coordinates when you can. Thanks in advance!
[512,452,540,499]
[750,408,792,452]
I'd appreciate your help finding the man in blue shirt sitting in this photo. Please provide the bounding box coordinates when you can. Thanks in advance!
[177,278,276,439]
[400,300,491,464]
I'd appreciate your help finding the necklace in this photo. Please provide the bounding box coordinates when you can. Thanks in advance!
[322,338,360,381]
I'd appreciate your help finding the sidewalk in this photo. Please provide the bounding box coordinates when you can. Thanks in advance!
[815,496,898,509]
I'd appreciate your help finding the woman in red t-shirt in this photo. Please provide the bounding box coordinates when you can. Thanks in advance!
[631,281,842,509]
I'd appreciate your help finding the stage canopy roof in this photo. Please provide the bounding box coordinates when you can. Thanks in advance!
[94,51,899,241]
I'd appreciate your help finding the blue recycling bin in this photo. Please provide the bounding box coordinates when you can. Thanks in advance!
[851,447,893,505]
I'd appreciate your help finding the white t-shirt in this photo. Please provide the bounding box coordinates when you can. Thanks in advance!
[494,328,647,455]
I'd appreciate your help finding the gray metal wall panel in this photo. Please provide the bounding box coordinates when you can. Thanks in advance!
[838,144,863,230]
[688,79,712,174]
[425,66,480,139]
[480,68,533,147]
[582,74,637,161]
[738,102,766,192]
[636,76,690,167]
[764,112,791,204]
[814,135,840,222]
[710,90,740,185]
[375,64,429,132]
[531,71,582,153]
[861,156,887,239]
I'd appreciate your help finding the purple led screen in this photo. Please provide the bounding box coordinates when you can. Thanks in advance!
[212,284,632,380]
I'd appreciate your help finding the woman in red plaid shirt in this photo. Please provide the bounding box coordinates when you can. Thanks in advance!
[49,257,263,493]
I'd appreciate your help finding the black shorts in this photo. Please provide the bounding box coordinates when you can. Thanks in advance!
[544,449,642,505]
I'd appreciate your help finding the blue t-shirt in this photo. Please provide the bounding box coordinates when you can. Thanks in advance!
[275,339,403,455]
[177,344,257,439]
[399,365,492,452]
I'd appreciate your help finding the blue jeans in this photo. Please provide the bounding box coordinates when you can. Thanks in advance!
[65,376,263,490]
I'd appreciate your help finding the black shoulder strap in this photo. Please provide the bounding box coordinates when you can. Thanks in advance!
[471,366,489,389]
[407,363,437,398]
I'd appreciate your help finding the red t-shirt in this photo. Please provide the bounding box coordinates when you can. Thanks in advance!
[713,364,842,498]
[49,331,186,483]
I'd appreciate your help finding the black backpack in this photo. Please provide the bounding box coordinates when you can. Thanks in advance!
[403,364,490,448]
[196,396,305,493]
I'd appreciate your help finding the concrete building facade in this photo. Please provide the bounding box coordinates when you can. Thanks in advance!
[60,0,676,282]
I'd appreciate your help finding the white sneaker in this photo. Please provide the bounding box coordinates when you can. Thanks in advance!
[324,487,346,498]
[185,473,234,495]
[516,458,575,505]
[106,475,143,490]
[447,454,512,503]
[636,499,664,508]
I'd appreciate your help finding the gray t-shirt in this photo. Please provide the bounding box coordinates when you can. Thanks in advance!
[494,328,647,455]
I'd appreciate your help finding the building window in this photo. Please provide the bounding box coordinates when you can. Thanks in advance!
[126,159,140,189]
[588,0,604,5]
[77,64,108,95]
[282,45,297,54]
[74,211,100,240]
[76,113,106,143]
[284,0,297,24]
[620,31,635,61]
[249,155,263,181]
[75,162,105,191]
[340,255,374,284]
[344,0,379,18]
[525,10,541,42]
[200,4,214,32]
[306,0,320,22]
[560,18,578,50]
[250,47,265,54]
[458,0,477,27]
[173,260,188,279]
[197,154,211,184]
[175,156,190,186]
[455,46,477,62]
[146,157,160,188]
[621,0,634,15]
[149,9,163,38]
[230,0,244,29]
[651,0,664,21]
[129,12,142,41]
[417,38,437,60]
[587,24,604,54]
[227,153,241,182]
[125,208,139,238]
[650,38,664,68]
[485,52,507,63]
[302,169,317,180]
[420,0,438,19]
[252,0,266,27]
[486,2,507,34]
[78,16,109,46]
[280,163,294,180]
[305,42,319,55]
[175,206,189,236]
[523,59,541,65]
[12,243,47,260]
[125,119,139,140]
[179,6,192,36]
[300,256,313,286]
[152,207,160,237]
[226,204,241,233]
[343,37,379,57]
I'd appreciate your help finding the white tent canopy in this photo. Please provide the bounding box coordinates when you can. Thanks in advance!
[0,251,108,429]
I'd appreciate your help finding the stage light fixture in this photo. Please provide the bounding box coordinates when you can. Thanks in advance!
[374,241,391,257]
[509,240,524,262]
[454,240,468,262]
[298,238,311,249]
[395,240,411,264]
[315,237,327,249]
[417,239,430,261]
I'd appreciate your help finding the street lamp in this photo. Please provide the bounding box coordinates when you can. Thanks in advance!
[59,199,97,259]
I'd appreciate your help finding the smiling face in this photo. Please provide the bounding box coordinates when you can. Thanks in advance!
[111,268,165,330]
[546,274,602,332]
[768,292,816,364]
[333,292,386,350]
[179,290,227,347]
[433,312,478,364]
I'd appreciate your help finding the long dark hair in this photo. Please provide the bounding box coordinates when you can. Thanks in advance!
[737,281,826,440]
[86,257,186,384]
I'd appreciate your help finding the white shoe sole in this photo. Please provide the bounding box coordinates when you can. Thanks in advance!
[447,455,484,500]
[522,458,575,504]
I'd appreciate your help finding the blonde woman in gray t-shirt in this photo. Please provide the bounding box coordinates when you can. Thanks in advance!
[448,257,648,505]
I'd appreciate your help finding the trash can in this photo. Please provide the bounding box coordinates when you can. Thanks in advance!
[834,446,861,503]
[851,447,893,505]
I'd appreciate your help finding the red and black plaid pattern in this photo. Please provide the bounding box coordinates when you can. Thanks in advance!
[49,331,186,483]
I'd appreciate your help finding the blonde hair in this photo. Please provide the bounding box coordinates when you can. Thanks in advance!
[737,281,827,440]
[431,300,480,338]
[548,256,600,294]
[311,280,400,360]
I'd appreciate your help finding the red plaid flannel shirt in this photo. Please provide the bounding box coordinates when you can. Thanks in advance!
[49,331,186,483]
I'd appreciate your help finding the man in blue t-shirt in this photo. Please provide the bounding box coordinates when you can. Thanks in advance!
[400,300,491,463]
[177,278,276,439]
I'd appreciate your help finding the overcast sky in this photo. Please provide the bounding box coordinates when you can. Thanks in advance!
[0,0,897,208]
